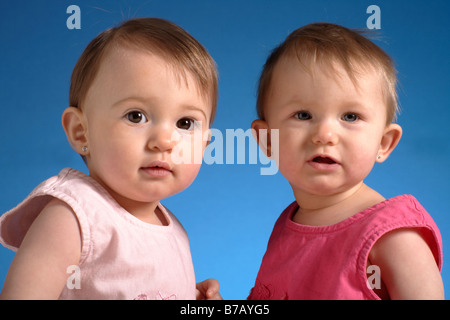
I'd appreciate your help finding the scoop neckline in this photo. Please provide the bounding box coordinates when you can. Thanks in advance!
[285,194,413,234]
[65,168,174,231]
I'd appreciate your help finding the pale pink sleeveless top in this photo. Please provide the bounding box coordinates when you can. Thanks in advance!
[248,195,443,300]
[0,168,196,300]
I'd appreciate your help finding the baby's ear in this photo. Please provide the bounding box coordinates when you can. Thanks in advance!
[61,106,89,155]
[251,119,272,158]
[376,123,402,163]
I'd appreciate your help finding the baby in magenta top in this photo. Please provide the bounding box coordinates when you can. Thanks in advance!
[249,23,443,299]
[0,18,220,300]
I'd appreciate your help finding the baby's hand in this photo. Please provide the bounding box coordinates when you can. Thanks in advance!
[196,278,222,300]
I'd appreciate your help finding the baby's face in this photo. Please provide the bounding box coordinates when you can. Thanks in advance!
[81,46,211,209]
[262,57,390,197]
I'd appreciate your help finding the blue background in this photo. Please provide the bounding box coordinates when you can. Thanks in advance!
[1,0,449,299]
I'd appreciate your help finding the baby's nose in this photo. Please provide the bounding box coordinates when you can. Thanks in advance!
[311,120,339,146]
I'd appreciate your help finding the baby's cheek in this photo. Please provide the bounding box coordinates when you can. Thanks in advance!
[347,153,377,180]
[176,163,202,189]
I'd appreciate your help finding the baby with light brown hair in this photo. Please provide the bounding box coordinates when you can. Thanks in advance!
[0,18,220,300]
[249,23,443,300]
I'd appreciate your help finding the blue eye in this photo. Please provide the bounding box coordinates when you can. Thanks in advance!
[342,113,359,122]
[176,118,195,130]
[126,111,147,124]
[295,111,312,120]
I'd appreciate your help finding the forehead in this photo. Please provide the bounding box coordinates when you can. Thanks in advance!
[82,46,211,120]
[265,56,386,114]
[86,46,205,102]
[99,45,196,87]
[274,53,382,86]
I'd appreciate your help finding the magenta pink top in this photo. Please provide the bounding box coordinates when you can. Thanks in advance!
[248,195,442,300]
[0,168,196,300]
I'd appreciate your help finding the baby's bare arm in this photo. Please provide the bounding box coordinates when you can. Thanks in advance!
[0,199,81,299]
[369,228,444,300]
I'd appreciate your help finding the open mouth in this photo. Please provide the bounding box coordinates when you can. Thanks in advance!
[308,155,340,171]
[312,156,337,164]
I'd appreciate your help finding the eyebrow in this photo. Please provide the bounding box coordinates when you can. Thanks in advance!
[111,96,148,108]
[341,101,372,111]
[183,105,209,121]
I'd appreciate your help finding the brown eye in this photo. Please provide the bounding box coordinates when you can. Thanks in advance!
[126,111,147,124]
[176,118,195,130]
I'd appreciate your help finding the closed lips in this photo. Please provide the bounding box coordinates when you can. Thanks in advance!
[143,161,171,171]
[140,161,173,177]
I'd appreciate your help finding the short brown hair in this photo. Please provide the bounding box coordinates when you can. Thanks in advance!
[256,23,398,124]
[69,17,218,123]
